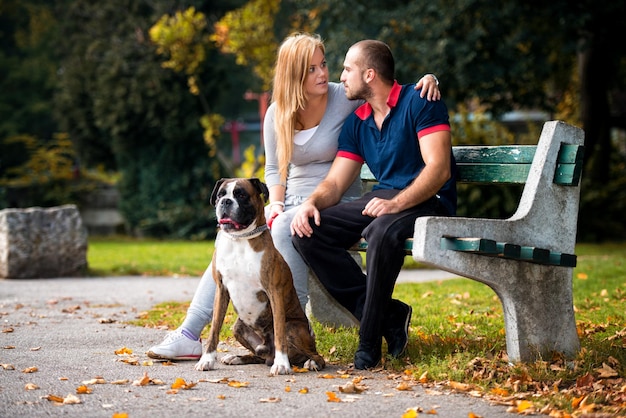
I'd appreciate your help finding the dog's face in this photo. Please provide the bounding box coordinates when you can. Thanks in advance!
[210,178,269,232]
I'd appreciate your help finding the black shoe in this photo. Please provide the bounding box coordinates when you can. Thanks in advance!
[383,300,412,358]
[354,343,381,370]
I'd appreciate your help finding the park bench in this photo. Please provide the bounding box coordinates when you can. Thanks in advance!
[307,120,584,363]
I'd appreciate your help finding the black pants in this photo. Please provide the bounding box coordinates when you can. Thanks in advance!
[292,189,449,345]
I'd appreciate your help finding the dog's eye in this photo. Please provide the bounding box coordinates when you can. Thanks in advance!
[234,189,247,200]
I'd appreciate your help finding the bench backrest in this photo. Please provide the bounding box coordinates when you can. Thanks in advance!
[360,143,584,187]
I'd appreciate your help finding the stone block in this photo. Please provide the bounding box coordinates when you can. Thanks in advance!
[0,205,88,279]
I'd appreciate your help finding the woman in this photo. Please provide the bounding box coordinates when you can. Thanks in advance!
[147,33,441,361]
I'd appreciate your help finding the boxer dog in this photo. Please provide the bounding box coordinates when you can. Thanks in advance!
[194,178,325,375]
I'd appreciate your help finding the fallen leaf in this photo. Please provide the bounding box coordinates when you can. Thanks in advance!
[595,363,618,378]
[516,400,534,413]
[24,383,39,390]
[418,370,429,383]
[448,381,472,391]
[30,346,41,351]
[285,386,291,392]
[259,397,281,403]
[118,356,139,365]
[45,394,65,403]
[115,347,133,355]
[402,408,421,418]
[171,377,196,390]
[112,413,128,418]
[63,393,81,404]
[396,381,413,391]
[217,394,226,400]
[326,391,341,402]
[76,385,92,394]
[82,378,106,385]
[292,366,309,373]
[227,380,249,388]
[3,345,15,349]
[110,379,129,385]
[61,305,81,313]
[1,363,15,370]
[339,381,366,394]
[298,387,309,394]
[2,327,14,333]
[22,366,38,373]
[132,372,151,386]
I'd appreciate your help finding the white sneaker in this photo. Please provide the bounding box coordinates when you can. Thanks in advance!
[146,329,202,360]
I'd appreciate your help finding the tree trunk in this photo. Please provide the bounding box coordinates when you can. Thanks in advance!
[578,36,612,183]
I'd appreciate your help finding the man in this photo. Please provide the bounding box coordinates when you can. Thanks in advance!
[290,40,456,369]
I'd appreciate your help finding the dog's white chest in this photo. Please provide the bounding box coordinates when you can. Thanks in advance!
[215,233,267,323]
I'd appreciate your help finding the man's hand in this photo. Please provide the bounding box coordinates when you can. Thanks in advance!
[362,197,402,218]
[290,201,321,238]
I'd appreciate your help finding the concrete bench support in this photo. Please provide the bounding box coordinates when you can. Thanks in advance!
[412,121,583,362]
[0,204,88,279]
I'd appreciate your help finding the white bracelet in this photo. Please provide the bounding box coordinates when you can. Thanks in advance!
[269,201,285,209]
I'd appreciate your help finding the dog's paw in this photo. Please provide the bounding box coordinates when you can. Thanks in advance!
[194,353,216,371]
[269,351,292,375]
[220,354,244,365]
[303,358,323,371]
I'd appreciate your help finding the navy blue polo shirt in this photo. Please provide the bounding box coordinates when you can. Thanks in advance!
[337,81,457,215]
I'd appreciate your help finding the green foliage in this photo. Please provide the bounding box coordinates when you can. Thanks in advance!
[53,0,254,238]
[0,133,107,208]
[0,0,59,141]
[212,0,281,89]
[449,107,526,219]
[149,8,211,78]
[235,145,265,179]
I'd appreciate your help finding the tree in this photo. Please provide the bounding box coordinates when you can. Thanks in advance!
[54,0,256,238]
[0,0,61,177]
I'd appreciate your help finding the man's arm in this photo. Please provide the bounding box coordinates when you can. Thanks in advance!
[362,130,452,217]
[291,156,362,237]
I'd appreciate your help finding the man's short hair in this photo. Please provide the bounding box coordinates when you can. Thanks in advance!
[352,40,395,84]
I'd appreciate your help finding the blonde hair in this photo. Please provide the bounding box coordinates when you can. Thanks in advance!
[271,33,325,183]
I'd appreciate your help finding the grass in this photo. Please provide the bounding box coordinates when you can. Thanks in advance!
[89,237,626,416]
[88,235,214,277]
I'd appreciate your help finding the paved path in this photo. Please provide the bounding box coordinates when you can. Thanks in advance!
[0,273,512,418]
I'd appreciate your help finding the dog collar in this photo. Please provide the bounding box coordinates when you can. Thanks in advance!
[221,224,268,240]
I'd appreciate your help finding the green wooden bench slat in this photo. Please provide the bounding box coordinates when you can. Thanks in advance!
[452,145,537,164]
[498,242,522,258]
[519,246,550,264]
[361,144,584,185]
[554,144,585,186]
[456,164,530,183]
[441,237,497,254]
[551,253,578,268]
[352,238,414,254]
[439,236,577,267]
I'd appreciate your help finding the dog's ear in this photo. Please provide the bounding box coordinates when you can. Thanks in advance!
[210,178,227,207]
[249,178,269,203]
